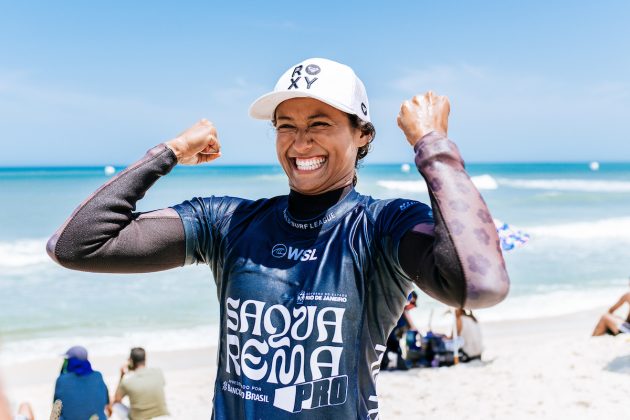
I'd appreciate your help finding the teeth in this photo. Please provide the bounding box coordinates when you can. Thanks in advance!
[295,157,326,171]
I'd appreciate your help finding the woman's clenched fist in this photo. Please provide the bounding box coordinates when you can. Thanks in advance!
[166,119,222,165]
[397,91,450,146]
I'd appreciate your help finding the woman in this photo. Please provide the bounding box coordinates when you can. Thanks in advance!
[592,291,630,336]
[47,58,509,419]
[455,308,483,362]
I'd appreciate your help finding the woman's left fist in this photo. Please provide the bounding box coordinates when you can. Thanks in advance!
[397,91,450,146]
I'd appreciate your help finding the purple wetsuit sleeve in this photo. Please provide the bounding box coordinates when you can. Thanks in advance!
[46,144,186,273]
[398,132,510,309]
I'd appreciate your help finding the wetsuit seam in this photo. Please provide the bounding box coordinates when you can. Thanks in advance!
[53,145,175,262]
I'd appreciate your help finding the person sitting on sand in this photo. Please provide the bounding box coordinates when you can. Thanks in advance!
[110,348,169,420]
[381,291,419,370]
[454,308,483,361]
[12,403,34,420]
[0,390,8,420]
[592,291,630,336]
[53,345,109,420]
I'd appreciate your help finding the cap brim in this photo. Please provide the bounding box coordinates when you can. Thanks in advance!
[249,90,357,121]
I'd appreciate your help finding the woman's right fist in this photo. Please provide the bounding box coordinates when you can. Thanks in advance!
[397,92,450,147]
[166,119,221,165]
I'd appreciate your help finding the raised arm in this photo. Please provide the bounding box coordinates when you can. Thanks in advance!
[397,92,509,309]
[608,292,630,313]
[46,120,221,273]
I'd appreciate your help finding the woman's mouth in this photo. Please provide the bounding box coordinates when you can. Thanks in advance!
[294,156,327,171]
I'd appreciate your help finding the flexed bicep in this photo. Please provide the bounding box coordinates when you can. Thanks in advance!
[47,145,186,273]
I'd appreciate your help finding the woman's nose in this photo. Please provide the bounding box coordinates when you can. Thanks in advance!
[292,130,313,153]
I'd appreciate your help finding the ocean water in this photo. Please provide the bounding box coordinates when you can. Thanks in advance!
[1,162,629,365]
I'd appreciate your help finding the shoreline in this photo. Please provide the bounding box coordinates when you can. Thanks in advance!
[3,306,628,418]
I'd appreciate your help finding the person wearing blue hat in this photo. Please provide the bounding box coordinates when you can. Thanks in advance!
[48,58,509,419]
[53,345,109,420]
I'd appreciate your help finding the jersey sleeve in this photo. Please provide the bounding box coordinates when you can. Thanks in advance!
[373,199,434,286]
[172,196,247,266]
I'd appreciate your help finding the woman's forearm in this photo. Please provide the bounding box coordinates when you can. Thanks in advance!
[403,132,510,309]
[46,144,186,273]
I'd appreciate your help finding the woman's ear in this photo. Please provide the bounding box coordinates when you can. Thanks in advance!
[354,128,370,147]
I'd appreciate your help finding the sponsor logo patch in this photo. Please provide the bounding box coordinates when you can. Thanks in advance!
[271,244,318,261]
[272,244,288,258]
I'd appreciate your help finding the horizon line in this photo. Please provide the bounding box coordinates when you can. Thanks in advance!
[1,160,629,169]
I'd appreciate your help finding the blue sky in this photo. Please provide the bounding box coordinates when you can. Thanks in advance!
[1,1,628,166]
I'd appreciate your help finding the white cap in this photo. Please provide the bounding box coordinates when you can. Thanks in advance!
[249,58,371,123]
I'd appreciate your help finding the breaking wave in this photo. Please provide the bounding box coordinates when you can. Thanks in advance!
[0,238,50,269]
[524,217,630,240]
[497,178,630,192]
[377,174,498,193]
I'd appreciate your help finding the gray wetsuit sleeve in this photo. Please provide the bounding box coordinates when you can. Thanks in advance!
[46,144,186,273]
[398,132,510,309]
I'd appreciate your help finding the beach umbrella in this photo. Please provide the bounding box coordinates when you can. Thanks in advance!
[494,219,529,251]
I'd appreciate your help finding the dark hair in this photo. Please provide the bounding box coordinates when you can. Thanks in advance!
[130,347,146,367]
[347,114,375,186]
[464,309,478,323]
[457,308,478,323]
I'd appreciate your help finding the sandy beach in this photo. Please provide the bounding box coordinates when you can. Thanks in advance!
[2,307,628,419]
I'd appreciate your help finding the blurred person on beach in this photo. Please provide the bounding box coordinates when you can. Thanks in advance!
[110,348,169,420]
[1,375,35,420]
[0,384,13,420]
[11,403,34,420]
[47,58,509,418]
[53,346,109,420]
[453,308,482,361]
[0,392,8,420]
[381,291,418,370]
[592,291,630,336]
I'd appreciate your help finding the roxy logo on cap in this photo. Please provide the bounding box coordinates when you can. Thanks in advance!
[287,64,320,90]
[305,64,321,75]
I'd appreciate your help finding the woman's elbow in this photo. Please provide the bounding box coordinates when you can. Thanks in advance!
[464,272,510,309]
[46,232,86,269]
[46,233,63,265]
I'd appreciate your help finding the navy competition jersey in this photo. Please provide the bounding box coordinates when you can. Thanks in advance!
[173,189,433,420]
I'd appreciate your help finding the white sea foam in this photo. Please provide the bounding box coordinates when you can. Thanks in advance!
[377,174,498,193]
[497,178,630,192]
[0,324,220,366]
[524,217,630,240]
[0,238,50,268]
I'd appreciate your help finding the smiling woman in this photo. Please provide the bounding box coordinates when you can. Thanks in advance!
[272,99,376,185]
[46,57,509,419]
[273,98,371,194]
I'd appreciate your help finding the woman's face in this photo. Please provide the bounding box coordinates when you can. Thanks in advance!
[275,98,368,195]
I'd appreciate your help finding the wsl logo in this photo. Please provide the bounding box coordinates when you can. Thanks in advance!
[271,244,318,261]
[271,244,288,258]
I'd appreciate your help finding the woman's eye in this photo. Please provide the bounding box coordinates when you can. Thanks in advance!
[310,121,330,128]
[277,125,296,132]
